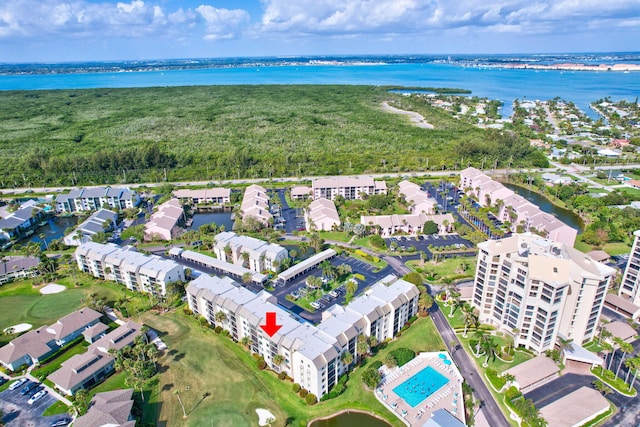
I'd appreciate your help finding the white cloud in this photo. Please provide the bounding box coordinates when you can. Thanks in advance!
[196,5,250,40]
[0,0,247,40]
[257,0,640,37]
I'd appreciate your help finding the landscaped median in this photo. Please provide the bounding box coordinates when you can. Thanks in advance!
[591,366,638,397]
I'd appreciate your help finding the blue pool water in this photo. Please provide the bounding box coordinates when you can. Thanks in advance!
[392,366,449,408]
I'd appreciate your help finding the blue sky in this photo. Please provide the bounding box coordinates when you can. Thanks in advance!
[1,0,640,62]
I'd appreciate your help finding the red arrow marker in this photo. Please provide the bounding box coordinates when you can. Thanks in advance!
[260,312,282,337]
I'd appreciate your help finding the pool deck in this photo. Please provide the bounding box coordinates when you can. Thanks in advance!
[375,352,465,426]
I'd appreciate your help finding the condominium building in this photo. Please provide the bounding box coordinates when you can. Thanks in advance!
[63,209,118,246]
[213,231,287,272]
[290,186,312,201]
[144,198,184,241]
[397,180,436,214]
[0,256,39,285]
[55,187,140,213]
[472,234,615,353]
[0,200,44,241]
[619,230,640,306]
[186,274,418,397]
[305,198,341,232]
[312,177,387,201]
[361,213,454,237]
[240,184,272,226]
[75,242,185,296]
[459,168,577,246]
[173,188,231,205]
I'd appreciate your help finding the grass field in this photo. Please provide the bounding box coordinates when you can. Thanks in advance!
[137,310,444,427]
[408,257,476,284]
[0,85,541,187]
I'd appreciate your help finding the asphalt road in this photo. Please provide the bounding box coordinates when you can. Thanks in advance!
[430,305,511,427]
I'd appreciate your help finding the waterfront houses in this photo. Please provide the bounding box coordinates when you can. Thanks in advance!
[55,187,140,213]
[472,234,615,353]
[0,200,44,241]
[240,184,272,226]
[75,242,185,296]
[173,188,231,205]
[312,177,387,201]
[459,167,577,246]
[63,209,118,246]
[213,231,288,273]
[144,198,184,241]
[186,273,418,398]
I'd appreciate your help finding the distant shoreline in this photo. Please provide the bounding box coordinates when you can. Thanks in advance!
[491,63,640,72]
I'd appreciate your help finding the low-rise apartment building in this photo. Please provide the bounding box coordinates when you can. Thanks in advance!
[0,256,39,284]
[48,321,142,396]
[361,213,454,236]
[0,200,44,241]
[76,242,185,296]
[63,209,118,246]
[0,308,103,371]
[186,273,418,398]
[312,177,387,201]
[305,198,341,232]
[144,198,184,241]
[73,389,136,427]
[397,180,436,214]
[240,184,272,226]
[290,186,312,201]
[55,187,140,213]
[173,188,231,205]
[459,167,577,246]
[472,234,615,353]
[213,231,288,272]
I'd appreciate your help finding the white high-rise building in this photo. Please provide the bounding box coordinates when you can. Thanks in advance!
[620,230,640,306]
[472,234,615,353]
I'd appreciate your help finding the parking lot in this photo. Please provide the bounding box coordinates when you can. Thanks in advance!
[385,233,475,257]
[0,378,66,427]
[272,253,392,323]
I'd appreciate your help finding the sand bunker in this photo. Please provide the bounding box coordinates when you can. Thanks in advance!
[40,283,66,295]
[3,323,32,334]
[381,101,434,129]
[256,408,275,426]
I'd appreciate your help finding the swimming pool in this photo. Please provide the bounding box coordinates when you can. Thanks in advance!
[392,366,449,408]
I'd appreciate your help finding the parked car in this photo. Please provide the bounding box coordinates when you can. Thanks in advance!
[50,418,72,427]
[310,301,321,310]
[329,290,339,298]
[21,381,37,395]
[9,378,28,391]
[28,389,48,405]
[28,385,44,397]
[0,377,6,386]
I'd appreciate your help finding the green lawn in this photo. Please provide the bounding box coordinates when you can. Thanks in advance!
[136,310,444,427]
[408,257,476,284]
[603,242,632,256]
[318,231,352,243]
[31,338,90,381]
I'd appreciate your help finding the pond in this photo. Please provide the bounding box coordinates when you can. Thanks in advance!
[17,215,78,248]
[503,182,584,233]
[188,207,234,231]
[308,411,392,427]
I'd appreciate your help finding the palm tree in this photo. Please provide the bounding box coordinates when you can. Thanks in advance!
[473,329,488,356]
[461,304,478,338]
[241,251,250,268]
[320,260,335,281]
[418,292,434,314]
[345,279,357,296]
[626,357,640,391]
[273,354,285,371]
[214,311,227,325]
[615,339,634,380]
[356,335,369,362]
[448,293,462,317]
[557,337,574,362]
[341,351,354,367]
[601,342,613,375]
[240,336,252,350]
[482,338,499,367]
[502,373,516,387]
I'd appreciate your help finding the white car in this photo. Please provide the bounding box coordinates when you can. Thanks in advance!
[9,378,28,391]
[310,302,321,310]
[28,389,47,405]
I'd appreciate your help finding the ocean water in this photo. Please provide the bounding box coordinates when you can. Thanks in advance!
[1,59,640,117]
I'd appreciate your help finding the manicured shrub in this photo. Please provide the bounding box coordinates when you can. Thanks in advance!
[305,393,317,405]
[214,326,223,334]
[278,371,287,380]
[299,388,308,398]
[257,358,267,370]
[362,368,382,388]
[505,386,522,401]
[390,348,416,367]
[370,361,383,370]
[292,383,301,393]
